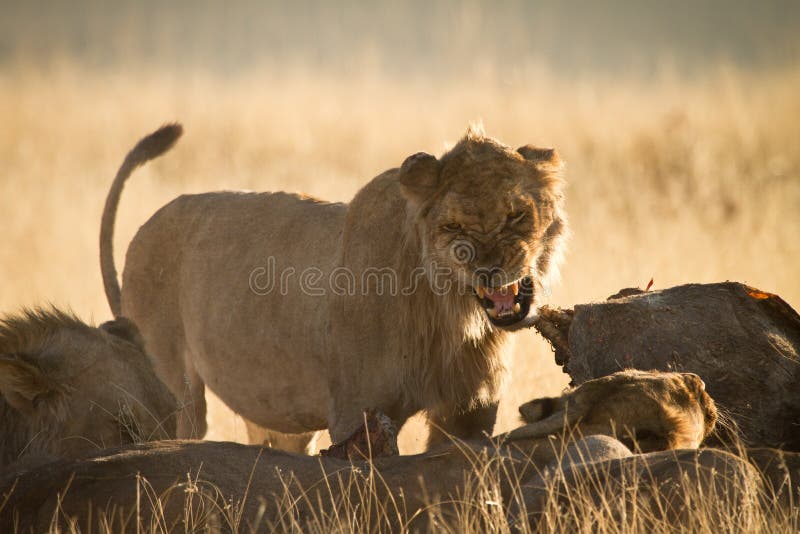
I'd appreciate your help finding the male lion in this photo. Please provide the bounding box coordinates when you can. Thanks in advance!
[99,123,567,448]
[0,370,717,532]
[0,308,176,468]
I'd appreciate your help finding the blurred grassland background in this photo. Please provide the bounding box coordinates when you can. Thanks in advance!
[1,0,799,452]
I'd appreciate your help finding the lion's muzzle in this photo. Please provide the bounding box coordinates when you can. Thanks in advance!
[474,275,535,328]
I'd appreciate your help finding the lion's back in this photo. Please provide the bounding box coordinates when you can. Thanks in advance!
[121,189,346,311]
[119,191,346,429]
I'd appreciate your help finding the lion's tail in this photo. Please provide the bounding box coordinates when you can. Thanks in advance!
[100,123,183,317]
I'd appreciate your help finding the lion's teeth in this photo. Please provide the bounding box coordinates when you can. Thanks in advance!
[487,307,499,318]
[511,282,519,296]
[513,302,521,313]
[476,286,485,299]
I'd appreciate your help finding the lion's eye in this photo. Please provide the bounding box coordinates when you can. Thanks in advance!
[443,222,462,232]
[507,211,524,222]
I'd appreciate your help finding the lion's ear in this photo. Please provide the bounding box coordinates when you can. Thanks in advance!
[517,145,562,170]
[398,152,441,204]
[100,316,146,351]
[0,355,54,414]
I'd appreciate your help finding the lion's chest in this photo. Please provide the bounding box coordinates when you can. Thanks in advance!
[400,330,510,410]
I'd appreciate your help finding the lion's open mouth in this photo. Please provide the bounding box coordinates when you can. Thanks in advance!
[473,276,534,328]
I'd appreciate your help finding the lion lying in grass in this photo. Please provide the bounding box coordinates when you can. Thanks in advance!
[0,370,717,531]
[0,309,176,469]
[99,123,568,448]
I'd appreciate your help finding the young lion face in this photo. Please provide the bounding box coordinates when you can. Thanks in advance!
[517,370,718,452]
[399,126,567,330]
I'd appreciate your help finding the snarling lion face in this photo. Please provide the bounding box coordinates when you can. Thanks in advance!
[399,126,567,330]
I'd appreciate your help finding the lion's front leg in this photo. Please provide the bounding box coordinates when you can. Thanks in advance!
[426,400,499,449]
[327,391,413,446]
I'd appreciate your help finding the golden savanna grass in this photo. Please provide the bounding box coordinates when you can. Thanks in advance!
[1,61,799,531]
[9,437,799,533]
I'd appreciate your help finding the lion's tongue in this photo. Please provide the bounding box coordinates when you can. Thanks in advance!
[484,287,515,314]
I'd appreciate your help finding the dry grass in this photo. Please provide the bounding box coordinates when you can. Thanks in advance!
[1,60,799,458]
[15,438,800,533]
